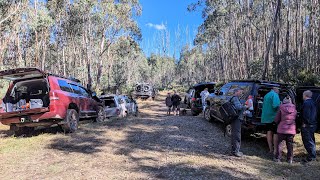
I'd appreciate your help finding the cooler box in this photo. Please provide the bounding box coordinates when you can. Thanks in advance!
[30,99,43,109]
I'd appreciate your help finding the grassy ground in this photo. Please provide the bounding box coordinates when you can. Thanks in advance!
[0,91,320,179]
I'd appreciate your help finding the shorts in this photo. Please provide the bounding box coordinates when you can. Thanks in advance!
[172,104,180,111]
[265,123,277,133]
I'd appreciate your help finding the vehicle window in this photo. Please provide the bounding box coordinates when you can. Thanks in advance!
[219,84,231,95]
[227,83,252,97]
[70,84,81,94]
[105,99,116,107]
[79,86,89,97]
[58,80,73,93]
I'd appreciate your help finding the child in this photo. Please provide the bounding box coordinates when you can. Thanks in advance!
[244,95,254,117]
[274,97,297,164]
[165,93,173,115]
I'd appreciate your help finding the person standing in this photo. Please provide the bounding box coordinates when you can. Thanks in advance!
[171,91,182,116]
[274,97,297,164]
[261,87,281,155]
[165,93,173,115]
[230,88,246,157]
[301,90,318,163]
[200,88,210,112]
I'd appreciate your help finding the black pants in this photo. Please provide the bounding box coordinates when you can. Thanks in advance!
[231,118,241,153]
[301,126,317,160]
[275,134,294,160]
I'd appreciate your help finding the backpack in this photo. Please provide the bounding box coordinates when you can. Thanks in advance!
[219,96,239,125]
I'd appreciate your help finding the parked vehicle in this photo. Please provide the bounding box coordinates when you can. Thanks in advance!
[184,82,216,116]
[0,68,105,136]
[100,94,138,118]
[204,80,320,136]
[133,83,156,100]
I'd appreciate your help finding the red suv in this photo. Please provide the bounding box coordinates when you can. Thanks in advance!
[0,68,105,136]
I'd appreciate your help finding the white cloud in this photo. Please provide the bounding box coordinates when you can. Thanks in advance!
[146,23,166,30]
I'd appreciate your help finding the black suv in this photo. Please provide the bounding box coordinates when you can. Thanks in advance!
[204,80,320,136]
[184,82,216,116]
[133,83,156,100]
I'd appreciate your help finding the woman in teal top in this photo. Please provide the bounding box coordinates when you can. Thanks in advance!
[261,87,281,155]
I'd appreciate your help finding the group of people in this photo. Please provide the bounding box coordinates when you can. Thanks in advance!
[231,87,318,164]
[165,91,182,116]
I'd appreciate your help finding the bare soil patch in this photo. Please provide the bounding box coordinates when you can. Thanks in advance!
[0,91,320,179]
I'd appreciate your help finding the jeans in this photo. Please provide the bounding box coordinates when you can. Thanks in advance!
[301,126,317,160]
[231,118,241,153]
[275,134,294,160]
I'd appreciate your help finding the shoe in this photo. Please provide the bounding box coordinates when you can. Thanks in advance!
[233,152,244,157]
[287,159,293,164]
[273,158,280,163]
[302,158,316,163]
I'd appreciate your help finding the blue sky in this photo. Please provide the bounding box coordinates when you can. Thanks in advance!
[137,0,203,59]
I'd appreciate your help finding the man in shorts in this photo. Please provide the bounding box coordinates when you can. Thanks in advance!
[261,87,281,155]
[171,90,182,116]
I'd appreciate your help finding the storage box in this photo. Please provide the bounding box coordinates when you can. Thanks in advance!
[30,99,43,109]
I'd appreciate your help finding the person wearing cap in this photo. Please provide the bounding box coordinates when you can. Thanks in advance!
[274,96,297,164]
[230,88,246,157]
[301,90,318,163]
[261,87,281,155]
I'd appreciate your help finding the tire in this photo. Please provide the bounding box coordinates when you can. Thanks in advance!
[95,106,105,122]
[14,127,34,137]
[61,109,79,133]
[204,107,213,122]
[225,124,232,137]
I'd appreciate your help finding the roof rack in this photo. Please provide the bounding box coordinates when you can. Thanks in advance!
[230,79,290,86]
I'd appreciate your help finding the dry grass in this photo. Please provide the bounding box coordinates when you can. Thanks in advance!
[0,91,320,180]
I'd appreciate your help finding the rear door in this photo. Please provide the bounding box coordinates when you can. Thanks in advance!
[102,97,118,117]
[0,68,45,81]
[0,68,49,119]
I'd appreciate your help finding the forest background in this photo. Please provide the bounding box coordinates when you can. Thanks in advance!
[1,0,319,94]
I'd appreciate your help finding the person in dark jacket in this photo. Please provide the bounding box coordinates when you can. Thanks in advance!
[171,90,182,116]
[165,93,173,115]
[274,97,297,164]
[230,88,246,157]
[301,90,318,163]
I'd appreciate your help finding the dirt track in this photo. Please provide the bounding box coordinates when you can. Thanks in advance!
[0,92,320,179]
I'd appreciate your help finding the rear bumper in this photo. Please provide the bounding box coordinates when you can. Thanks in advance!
[0,107,67,127]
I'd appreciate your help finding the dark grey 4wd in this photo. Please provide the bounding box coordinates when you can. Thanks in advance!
[205,80,320,136]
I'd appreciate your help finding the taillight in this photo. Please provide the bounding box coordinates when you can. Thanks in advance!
[192,98,196,101]
[49,92,60,100]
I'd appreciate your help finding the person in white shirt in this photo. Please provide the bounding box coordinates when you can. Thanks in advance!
[200,88,210,112]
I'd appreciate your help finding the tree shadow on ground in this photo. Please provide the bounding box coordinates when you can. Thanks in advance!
[47,122,109,155]
[136,163,256,180]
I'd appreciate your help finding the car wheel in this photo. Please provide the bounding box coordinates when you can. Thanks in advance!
[96,106,105,122]
[204,108,212,122]
[225,124,232,137]
[62,109,79,133]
